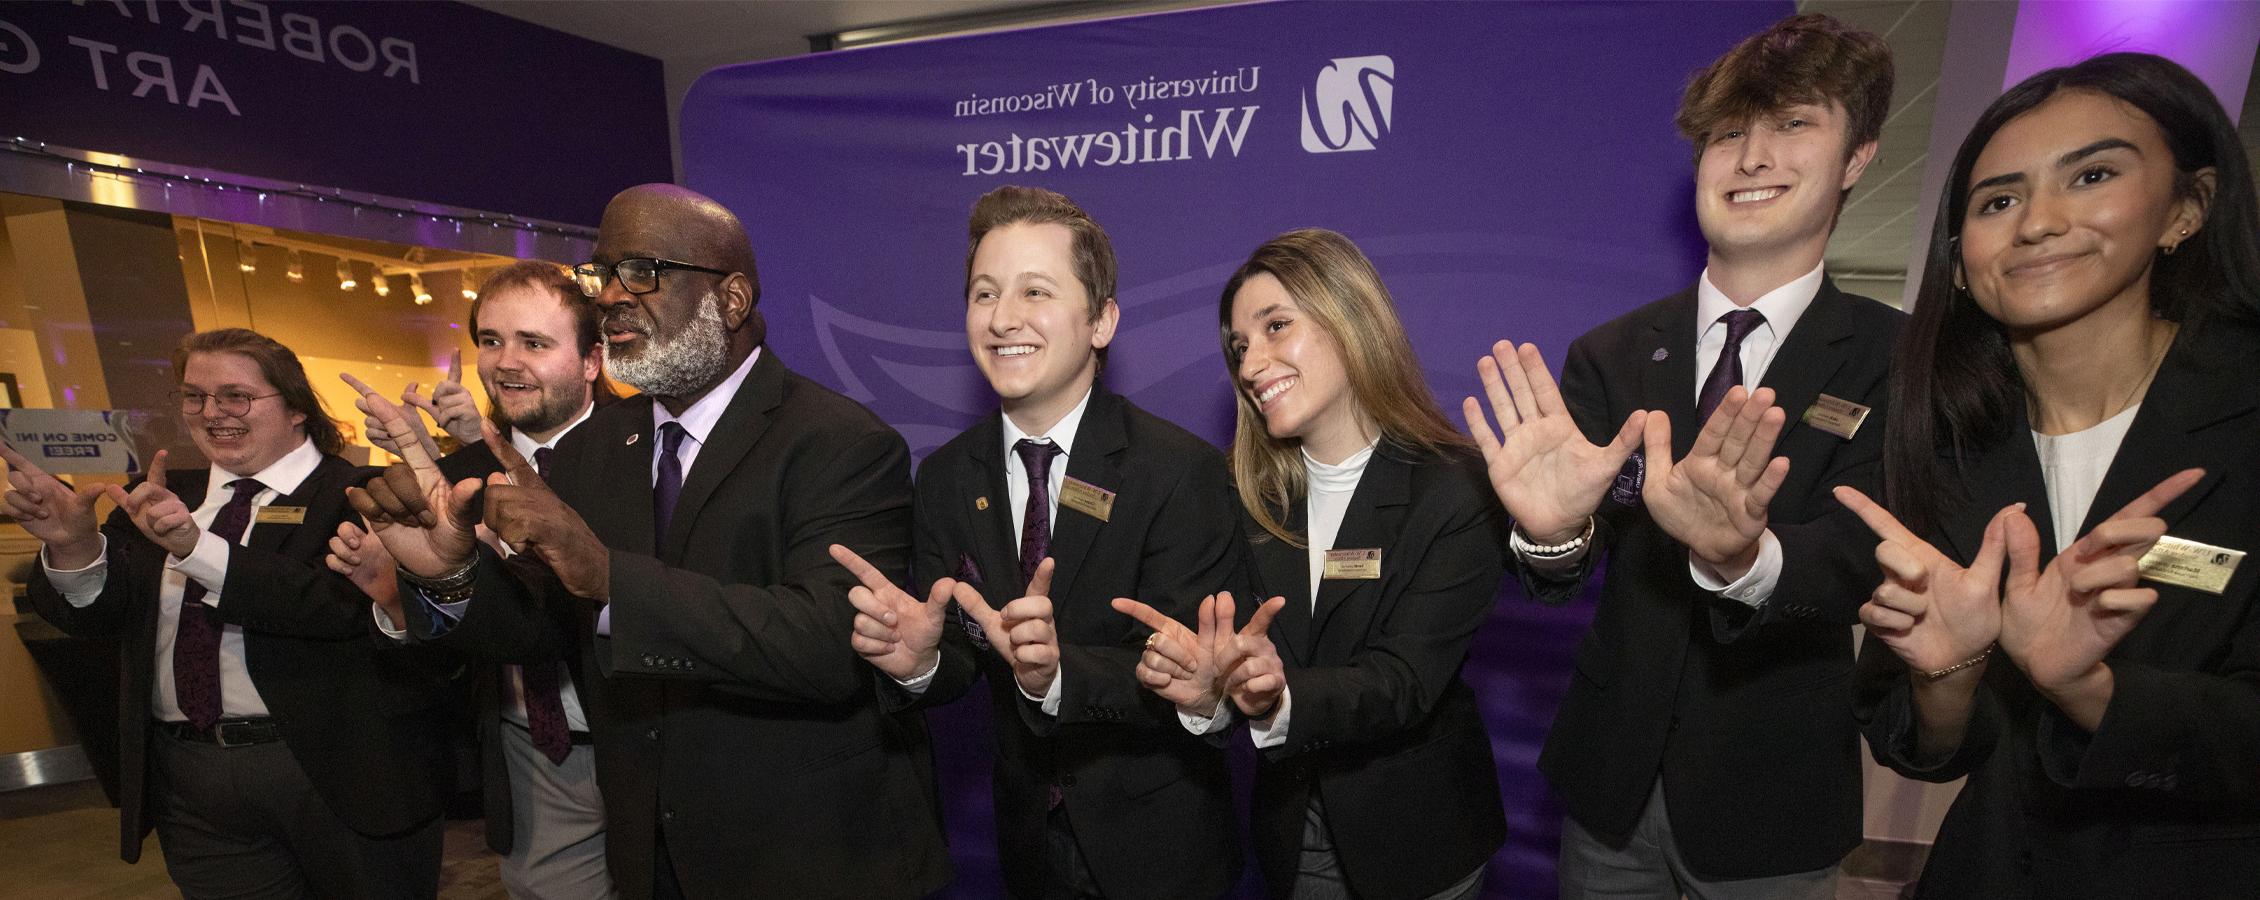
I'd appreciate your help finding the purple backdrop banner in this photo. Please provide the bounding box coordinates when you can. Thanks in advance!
[0,1,668,225]
[681,2,1788,896]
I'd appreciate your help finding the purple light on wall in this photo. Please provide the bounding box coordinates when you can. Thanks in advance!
[2005,0,2260,116]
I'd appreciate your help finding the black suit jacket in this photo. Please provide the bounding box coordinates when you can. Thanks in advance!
[1858,318,2260,899]
[409,350,950,900]
[1530,278,1900,878]
[1241,443,1510,900]
[903,388,1244,900]
[26,453,451,861]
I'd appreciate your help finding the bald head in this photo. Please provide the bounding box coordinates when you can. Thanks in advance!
[600,184,760,304]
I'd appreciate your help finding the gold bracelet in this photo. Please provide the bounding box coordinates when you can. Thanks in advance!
[1922,644,1993,681]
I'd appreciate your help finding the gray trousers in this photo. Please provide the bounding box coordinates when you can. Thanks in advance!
[1293,796,1486,900]
[150,728,442,900]
[1558,780,1837,900]
[498,720,616,900]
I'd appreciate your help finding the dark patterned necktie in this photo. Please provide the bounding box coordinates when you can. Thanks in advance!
[174,478,264,729]
[1696,309,1766,426]
[519,445,571,764]
[1013,439,1062,587]
[652,422,688,545]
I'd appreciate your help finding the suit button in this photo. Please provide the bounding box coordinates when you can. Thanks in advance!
[662,810,675,822]
[641,654,656,667]
[647,729,660,741]
[1061,774,1077,787]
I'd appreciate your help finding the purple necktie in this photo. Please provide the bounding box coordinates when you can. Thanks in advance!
[1696,309,1766,427]
[518,446,571,764]
[652,422,688,545]
[1013,439,1062,587]
[174,478,263,730]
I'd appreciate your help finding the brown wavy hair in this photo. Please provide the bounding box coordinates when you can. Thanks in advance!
[172,328,344,455]
[1218,229,1468,545]
[1675,12,1894,208]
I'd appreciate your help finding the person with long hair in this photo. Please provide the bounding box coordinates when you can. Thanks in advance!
[1845,52,2260,897]
[1132,228,1509,899]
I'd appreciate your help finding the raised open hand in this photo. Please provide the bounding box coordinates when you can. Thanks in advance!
[1462,340,1645,543]
[832,543,952,682]
[342,383,480,578]
[1643,386,1790,576]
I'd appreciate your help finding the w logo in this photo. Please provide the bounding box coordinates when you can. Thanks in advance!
[1300,55,1394,153]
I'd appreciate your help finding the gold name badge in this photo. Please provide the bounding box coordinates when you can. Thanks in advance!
[254,506,307,525]
[2138,535,2245,595]
[1801,393,1871,440]
[1322,548,1382,580]
[1059,477,1115,523]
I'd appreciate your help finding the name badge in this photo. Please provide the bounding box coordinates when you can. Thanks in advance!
[1801,393,1871,440]
[2138,535,2245,595]
[1059,476,1114,523]
[254,506,306,525]
[1322,548,1382,580]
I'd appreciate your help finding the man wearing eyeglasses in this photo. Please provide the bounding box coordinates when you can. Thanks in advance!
[13,329,449,899]
[349,184,950,900]
[341,259,621,900]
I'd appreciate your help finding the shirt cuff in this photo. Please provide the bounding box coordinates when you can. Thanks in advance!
[891,652,942,696]
[40,536,110,608]
[595,605,610,638]
[167,529,234,604]
[1178,696,1234,736]
[413,586,470,637]
[372,604,410,642]
[1690,528,1783,608]
[1019,670,1062,716]
[1248,684,1292,748]
[1510,527,1592,574]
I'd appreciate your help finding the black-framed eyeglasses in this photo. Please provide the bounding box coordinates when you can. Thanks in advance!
[172,389,279,417]
[571,258,733,298]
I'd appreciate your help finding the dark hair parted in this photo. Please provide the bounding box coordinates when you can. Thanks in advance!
[468,259,620,405]
[1885,52,2260,535]
[966,185,1118,367]
[1676,13,1894,163]
[172,328,345,455]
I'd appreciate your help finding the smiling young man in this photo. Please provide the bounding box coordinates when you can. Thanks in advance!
[834,185,1244,899]
[352,259,620,900]
[14,329,448,899]
[1469,15,1904,898]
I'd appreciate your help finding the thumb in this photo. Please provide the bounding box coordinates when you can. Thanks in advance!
[952,579,1002,630]
[1198,594,1220,643]
[1640,410,1672,481]
[920,577,956,623]
[447,477,483,526]
[1970,503,2021,584]
[1026,557,1054,598]
[1610,410,1647,459]
[147,449,169,492]
[2003,507,2042,591]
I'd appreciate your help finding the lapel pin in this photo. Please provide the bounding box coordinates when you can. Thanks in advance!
[976,496,989,510]
[626,433,640,445]
[1652,347,1669,362]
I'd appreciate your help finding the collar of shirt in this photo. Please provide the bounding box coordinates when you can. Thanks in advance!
[511,401,595,460]
[1695,261,1825,343]
[209,435,321,499]
[1000,385,1094,477]
[1299,437,1378,494]
[652,346,762,452]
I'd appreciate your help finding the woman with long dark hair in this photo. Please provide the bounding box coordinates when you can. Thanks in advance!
[1844,52,2260,897]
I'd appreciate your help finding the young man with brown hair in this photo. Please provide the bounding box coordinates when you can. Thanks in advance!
[834,185,1245,899]
[1465,14,1899,898]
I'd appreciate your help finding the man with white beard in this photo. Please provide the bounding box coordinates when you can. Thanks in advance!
[344,184,951,900]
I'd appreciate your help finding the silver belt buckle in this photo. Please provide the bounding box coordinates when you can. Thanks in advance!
[213,721,251,748]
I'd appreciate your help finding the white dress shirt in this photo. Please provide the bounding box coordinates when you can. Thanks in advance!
[2034,404,2139,551]
[997,388,1093,713]
[45,437,326,721]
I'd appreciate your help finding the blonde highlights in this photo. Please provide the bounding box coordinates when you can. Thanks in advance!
[1217,229,1469,545]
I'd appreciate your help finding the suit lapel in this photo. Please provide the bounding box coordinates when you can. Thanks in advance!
[2075,330,2245,539]
[1937,427,2051,562]
[589,398,659,557]
[661,351,784,562]
[963,415,1021,595]
[1757,278,1857,438]
[1047,391,1126,601]
[1310,449,1409,643]
[1639,289,1701,458]
[1252,501,1313,667]
[245,456,341,556]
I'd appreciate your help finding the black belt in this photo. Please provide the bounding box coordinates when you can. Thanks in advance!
[158,717,283,748]
[504,718,594,745]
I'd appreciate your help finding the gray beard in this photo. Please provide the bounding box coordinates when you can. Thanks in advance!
[604,293,731,399]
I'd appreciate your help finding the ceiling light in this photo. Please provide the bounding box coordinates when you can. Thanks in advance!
[411,273,433,305]
[337,259,358,291]
[461,270,478,301]
[285,248,304,282]
[236,240,257,273]
[371,271,392,297]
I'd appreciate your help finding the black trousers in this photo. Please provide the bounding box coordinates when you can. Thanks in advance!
[150,729,442,900]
